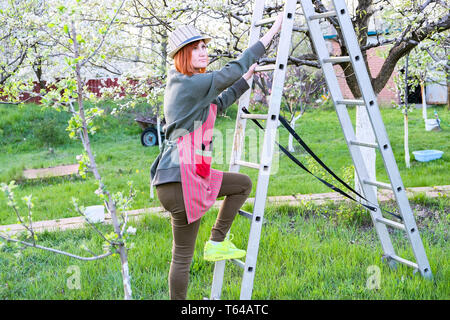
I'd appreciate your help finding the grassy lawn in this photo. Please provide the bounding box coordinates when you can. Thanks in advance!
[0,200,448,300]
[0,101,448,299]
[0,102,448,224]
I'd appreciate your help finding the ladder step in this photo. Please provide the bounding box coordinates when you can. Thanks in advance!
[336,99,365,106]
[240,113,269,120]
[363,180,393,190]
[323,56,351,64]
[255,64,276,72]
[389,255,419,270]
[350,140,378,149]
[309,10,337,20]
[293,26,309,32]
[231,259,245,269]
[238,209,253,220]
[254,16,277,27]
[235,160,260,170]
[376,217,405,231]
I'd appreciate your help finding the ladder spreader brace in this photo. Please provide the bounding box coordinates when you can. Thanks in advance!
[210,0,433,300]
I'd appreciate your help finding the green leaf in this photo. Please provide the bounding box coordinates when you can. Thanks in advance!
[64,24,69,34]
[76,34,84,44]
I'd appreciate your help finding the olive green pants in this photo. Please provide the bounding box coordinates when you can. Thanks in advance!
[156,171,252,300]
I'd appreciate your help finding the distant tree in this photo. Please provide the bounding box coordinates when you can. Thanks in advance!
[400,38,447,122]
[250,66,326,152]
[0,0,137,300]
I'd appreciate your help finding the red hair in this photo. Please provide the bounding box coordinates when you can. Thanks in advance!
[174,40,208,76]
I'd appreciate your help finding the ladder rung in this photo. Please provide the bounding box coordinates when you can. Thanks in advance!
[389,255,419,270]
[240,113,269,120]
[376,217,405,231]
[336,99,365,106]
[254,16,277,27]
[350,140,378,149]
[231,259,245,269]
[255,64,276,72]
[363,180,393,190]
[309,11,337,20]
[235,160,260,170]
[238,209,253,220]
[323,56,351,64]
[293,26,309,32]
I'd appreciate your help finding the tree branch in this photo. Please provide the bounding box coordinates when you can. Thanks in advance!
[373,11,450,93]
[80,0,127,68]
[0,235,115,261]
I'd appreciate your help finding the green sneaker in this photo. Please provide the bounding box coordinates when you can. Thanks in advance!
[204,235,246,262]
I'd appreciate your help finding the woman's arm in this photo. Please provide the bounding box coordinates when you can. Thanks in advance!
[196,14,283,95]
[259,14,283,48]
[210,14,284,113]
[203,41,266,95]
[243,63,258,81]
[212,77,250,113]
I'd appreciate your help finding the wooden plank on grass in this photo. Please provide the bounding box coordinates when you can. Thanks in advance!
[23,164,79,179]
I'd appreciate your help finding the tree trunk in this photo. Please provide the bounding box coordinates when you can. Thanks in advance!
[117,234,132,300]
[404,54,410,169]
[160,28,168,74]
[288,113,302,152]
[157,116,162,150]
[288,127,294,152]
[72,21,132,300]
[355,104,377,197]
[421,82,427,121]
[76,64,133,301]
[404,112,410,168]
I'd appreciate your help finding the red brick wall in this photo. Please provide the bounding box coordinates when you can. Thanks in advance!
[3,77,125,104]
[331,41,399,105]
[86,78,121,97]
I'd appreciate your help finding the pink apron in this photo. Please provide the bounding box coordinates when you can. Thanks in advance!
[177,103,223,223]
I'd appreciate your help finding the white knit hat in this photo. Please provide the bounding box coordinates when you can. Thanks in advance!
[167,25,211,59]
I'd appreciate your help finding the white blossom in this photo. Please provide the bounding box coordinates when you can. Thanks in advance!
[126,226,137,235]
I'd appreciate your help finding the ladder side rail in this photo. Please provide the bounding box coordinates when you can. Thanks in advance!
[210,0,267,300]
[331,0,407,201]
[240,0,298,300]
[332,0,432,278]
[299,0,396,257]
[228,9,268,174]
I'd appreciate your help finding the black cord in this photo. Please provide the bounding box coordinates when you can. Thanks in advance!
[241,107,403,221]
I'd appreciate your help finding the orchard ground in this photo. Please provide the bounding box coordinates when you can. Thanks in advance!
[0,102,448,299]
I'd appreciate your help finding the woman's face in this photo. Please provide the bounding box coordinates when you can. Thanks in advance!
[191,40,208,73]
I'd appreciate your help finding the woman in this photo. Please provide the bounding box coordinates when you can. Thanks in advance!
[150,15,283,300]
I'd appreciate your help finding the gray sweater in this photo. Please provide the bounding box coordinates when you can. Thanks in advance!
[150,40,266,186]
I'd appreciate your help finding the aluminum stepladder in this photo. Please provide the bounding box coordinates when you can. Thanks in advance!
[210,0,432,300]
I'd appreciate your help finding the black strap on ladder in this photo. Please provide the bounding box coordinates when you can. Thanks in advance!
[242,107,403,221]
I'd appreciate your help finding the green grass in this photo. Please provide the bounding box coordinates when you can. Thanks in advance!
[0,202,448,299]
[0,101,448,299]
[0,102,448,225]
